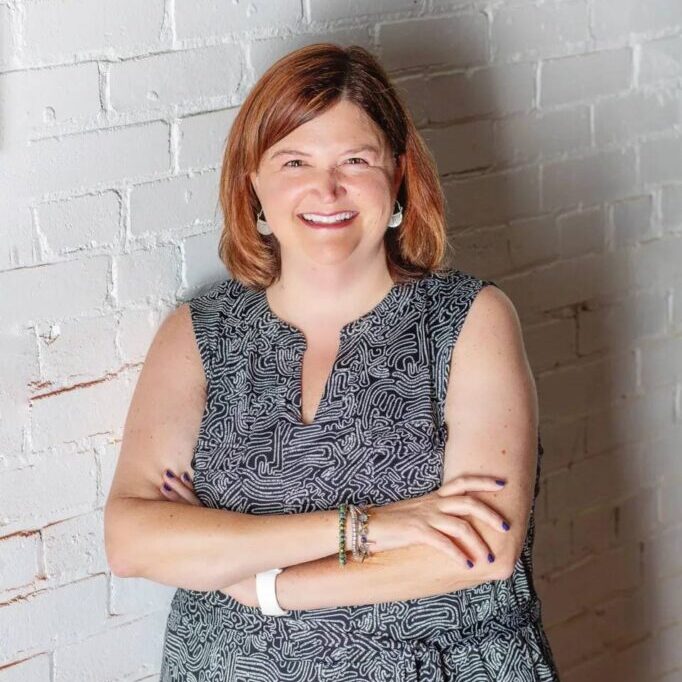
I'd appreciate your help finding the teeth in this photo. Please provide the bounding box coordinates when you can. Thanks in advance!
[301,211,355,224]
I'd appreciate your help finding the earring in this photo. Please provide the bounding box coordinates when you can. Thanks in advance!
[387,200,403,229]
[256,208,272,235]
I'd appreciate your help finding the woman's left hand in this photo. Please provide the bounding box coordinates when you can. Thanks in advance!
[160,468,258,607]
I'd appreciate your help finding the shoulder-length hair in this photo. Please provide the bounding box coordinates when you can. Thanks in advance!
[218,42,448,289]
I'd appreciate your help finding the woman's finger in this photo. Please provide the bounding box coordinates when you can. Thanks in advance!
[437,494,511,535]
[161,469,201,505]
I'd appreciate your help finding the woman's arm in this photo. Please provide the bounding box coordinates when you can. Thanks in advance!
[227,283,538,609]
[105,304,355,589]
[230,538,508,610]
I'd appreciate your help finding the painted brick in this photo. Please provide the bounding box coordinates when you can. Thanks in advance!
[578,288,667,355]
[542,148,638,212]
[492,0,590,59]
[0,4,18,69]
[130,171,220,237]
[541,48,632,106]
[592,0,682,41]
[42,511,108,585]
[444,165,540,229]
[115,245,180,305]
[110,45,242,115]
[0,655,51,682]
[183,231,228,299]
[0,257,109,327]
[178,108,236,171]
[538,351,638,421]
[176,0,302,40]
[0,533,42,594]
[611,194,657,246]
[557,206,606,259]
[661,183,682,232]
[495,106,591,165]
[585,386,676,458]
[53,611,168,682]
[508,215,560,268]
[422,120,495,174]
[641,135,682,186]
[23,0,166,63]
[640,34,682,85]
[38,192,122,254]
[310,0,421,22]
[379,13,488,71]
[524,318,578,375]
[30,121,171,195]
[117,307,162,365]
[0,62,100,135]
[110,575,175,616]
[35,314,119,385]
[426,62,535,123]
[0,576,108,666]
[30,372,133,450]
[595,90,682,147]
[0,329,39,469]
[0,452,98,534]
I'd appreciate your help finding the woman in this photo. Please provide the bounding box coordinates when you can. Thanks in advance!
[104,43,560,680]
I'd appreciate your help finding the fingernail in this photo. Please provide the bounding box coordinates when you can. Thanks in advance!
[163,482,172,491]
[502,521,510,531]
[183,472,191,482]
[495,479,505,486]
[466,559,474,569]
[165,470,175,478]
[488,553,495,563]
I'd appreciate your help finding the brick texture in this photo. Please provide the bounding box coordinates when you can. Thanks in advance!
[1,1,680,680]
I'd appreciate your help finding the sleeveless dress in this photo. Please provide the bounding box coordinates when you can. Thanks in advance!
[159,267,561,681]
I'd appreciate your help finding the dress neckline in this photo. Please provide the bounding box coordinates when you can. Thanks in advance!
[256,278,407,341]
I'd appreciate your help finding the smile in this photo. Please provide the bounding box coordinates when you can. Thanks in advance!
[298,211,358,228]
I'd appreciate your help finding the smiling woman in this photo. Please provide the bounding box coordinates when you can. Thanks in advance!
[103,42,560,682]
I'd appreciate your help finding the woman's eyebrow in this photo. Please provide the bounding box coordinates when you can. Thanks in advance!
[269,144,380,160]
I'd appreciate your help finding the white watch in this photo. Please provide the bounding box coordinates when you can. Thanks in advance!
[255,568,290,616]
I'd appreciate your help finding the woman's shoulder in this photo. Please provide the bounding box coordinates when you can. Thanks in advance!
[421,266,499,302]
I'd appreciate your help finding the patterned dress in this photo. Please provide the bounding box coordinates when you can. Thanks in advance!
[160,267,560,681]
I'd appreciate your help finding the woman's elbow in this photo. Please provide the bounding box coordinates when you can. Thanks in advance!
[103,498,136,578]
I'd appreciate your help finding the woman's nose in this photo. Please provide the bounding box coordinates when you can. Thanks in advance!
[310,168,344,194]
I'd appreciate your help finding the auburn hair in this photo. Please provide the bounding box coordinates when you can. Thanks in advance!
[218,42,449,289]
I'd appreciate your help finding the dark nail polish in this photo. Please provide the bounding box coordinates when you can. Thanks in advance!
[502,521,510,531]
[183,472,191,482]
[163,482,172,491]
[495,479,506,486]
[488,553,495,563]
[466,559,474,568]
[165,470,174,478]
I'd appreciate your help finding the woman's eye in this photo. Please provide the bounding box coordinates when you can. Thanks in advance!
[283,157,368,168]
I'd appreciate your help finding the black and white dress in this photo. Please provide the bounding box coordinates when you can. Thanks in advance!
[159,267,560,681]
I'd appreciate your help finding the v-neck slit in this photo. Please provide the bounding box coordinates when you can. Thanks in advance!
[255,279,408,429]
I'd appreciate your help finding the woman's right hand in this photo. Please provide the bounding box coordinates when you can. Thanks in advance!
[368,475,511,569]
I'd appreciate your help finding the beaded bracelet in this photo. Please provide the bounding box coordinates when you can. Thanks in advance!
[355,504,372,563]
[338,503,348,566]
[338,502,374,566]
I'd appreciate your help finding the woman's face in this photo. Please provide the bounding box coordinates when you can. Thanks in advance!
[249,99,404,271]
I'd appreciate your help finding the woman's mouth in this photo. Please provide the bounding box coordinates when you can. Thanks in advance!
[298,211,358,229]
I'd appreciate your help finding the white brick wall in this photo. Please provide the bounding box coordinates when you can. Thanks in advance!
[1,1,680,679]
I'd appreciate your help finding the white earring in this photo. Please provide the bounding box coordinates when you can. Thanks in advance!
[387,200,403,229]
[256,208,272,235]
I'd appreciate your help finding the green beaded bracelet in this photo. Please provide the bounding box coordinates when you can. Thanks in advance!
[338,503,347,566]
